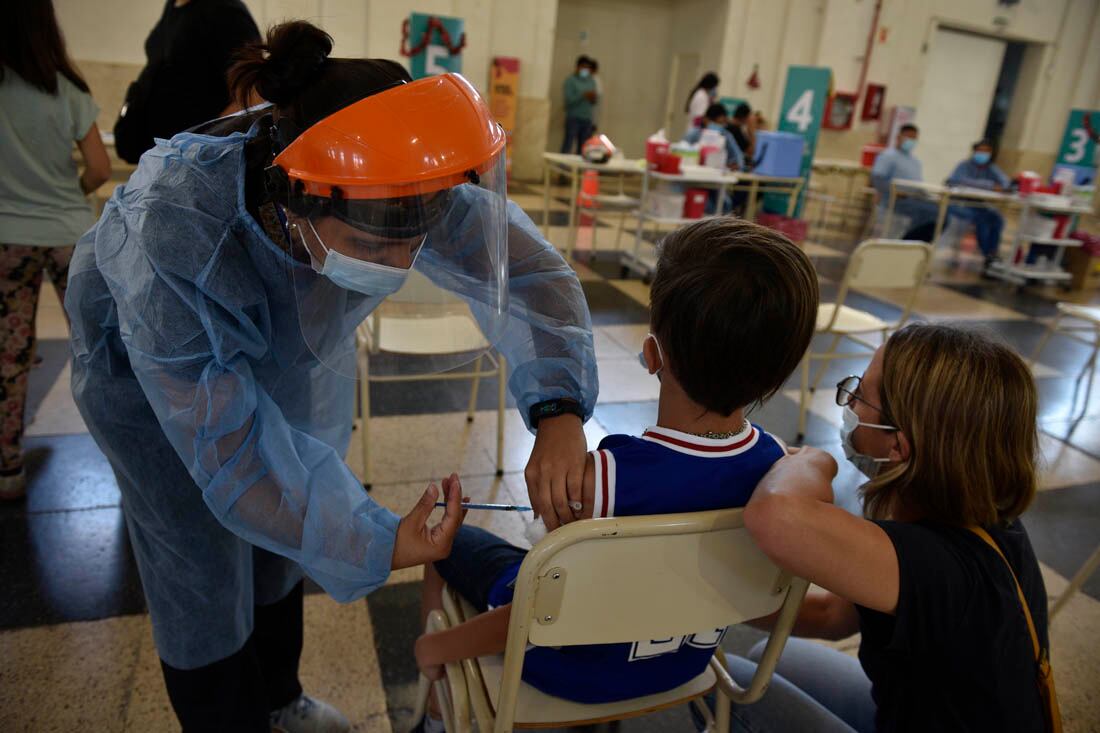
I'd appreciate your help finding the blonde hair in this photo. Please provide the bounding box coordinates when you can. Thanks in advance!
[862,323,1038,527]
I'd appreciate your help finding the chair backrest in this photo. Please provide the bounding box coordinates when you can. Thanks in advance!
[828,238,932,330]
[357,269,490,357]
[513,510,790,648]
[491,509,808,730]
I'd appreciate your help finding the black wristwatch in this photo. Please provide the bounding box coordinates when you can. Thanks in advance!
[529,399,584,429]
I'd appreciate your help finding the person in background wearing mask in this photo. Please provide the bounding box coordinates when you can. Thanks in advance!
[684,104,746,214]
[710,323,1056,732]
[561,55,598,154]
[727,102,757,162]
[945,139,1012,275]
[113,0,260,163]
[685,72,720,135]
[870,124,939,242]
[683,103,745,170]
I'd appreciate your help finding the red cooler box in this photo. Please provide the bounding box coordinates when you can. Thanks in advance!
[683,189,709,219]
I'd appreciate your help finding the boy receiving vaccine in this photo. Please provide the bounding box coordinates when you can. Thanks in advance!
[412,218,818,726]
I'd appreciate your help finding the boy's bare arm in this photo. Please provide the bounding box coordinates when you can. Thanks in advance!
[415,604,513,678]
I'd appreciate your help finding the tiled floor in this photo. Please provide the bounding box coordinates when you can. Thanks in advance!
[3,180,1099,731]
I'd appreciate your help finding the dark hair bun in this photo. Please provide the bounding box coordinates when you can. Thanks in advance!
[229,21,332,108]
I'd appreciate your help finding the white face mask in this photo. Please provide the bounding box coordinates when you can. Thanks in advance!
[839,405,896,478]
[301,219,423,298]
[637,333,665,381]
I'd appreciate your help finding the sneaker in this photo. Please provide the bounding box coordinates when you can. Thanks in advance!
[981,257,1001,280]
[0,469,26,501]
[270,694,350,733]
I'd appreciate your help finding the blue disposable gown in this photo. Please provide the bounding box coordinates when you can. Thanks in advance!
[66,119,597,668]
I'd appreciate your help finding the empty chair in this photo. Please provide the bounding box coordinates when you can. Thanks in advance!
[797,239,932,440]
[356,271,505,490]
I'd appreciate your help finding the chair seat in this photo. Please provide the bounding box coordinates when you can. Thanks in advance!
[1056,303,1100,325]
[475,653,715,727]
[817,303,889,335]
[367,314,490,355]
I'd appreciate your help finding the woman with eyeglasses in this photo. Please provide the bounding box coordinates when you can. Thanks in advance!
[716,323,1058,732]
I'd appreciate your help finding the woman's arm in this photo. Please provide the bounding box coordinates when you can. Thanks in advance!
[77,123,111,195]
[751,588,861,640]
[744,448,900,614]
[415,605,513,679]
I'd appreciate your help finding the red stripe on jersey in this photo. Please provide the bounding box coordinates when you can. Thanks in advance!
[600,449,610,517]
[642,428,757,452]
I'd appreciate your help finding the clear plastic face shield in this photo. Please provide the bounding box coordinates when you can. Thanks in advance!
[279,148,509,379]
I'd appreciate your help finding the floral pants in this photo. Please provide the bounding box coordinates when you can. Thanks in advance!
[0,244,74,473]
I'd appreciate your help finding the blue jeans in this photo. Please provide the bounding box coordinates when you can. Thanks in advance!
[947,205,1005,259]
[561,116,594,154]
[720,638,876,732]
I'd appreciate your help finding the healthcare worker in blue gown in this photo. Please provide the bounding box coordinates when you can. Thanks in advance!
[66,21,597,733]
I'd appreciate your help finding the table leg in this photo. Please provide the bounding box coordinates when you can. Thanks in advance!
[745,179,760,220]
[844,172,857,231]
[786,181,802,218]
[565,168,579,261]
[884,187,897,237]
[933,193,950,243]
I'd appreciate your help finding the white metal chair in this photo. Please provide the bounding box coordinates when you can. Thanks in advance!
[1031,303,1100,620]
[797,239,932,440]
[416,508,810,732]
[355,272,505,490]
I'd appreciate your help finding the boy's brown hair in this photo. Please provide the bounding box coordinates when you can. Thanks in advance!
[864,323,1039,526]
[650,218,818,416]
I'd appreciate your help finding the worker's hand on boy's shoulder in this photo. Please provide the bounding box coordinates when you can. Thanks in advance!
[391,474,468,570]
[525,413,588,531]
[414,634,445,682]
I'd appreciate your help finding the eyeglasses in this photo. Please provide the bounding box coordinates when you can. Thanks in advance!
[835,375,888,416]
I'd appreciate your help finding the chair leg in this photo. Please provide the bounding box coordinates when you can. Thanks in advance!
[1030,314,1062,367]
[1050,542,1100,620]
[808,335,841,394]
[797,353,811,442]
[496,355,506,477]
[713,653,732,733]
[359,350,372,491]
[467,355,483,424]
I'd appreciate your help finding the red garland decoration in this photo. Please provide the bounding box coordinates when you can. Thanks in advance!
[400,17,467,57]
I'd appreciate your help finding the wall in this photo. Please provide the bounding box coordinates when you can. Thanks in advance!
[53,0,1100,181]
[55,0,559,179]
[704,0,1100,174]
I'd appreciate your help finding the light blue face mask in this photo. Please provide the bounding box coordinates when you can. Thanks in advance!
[302,219,422,298]
[973,151,991,165]
[900,137,917,154]
[579,68,591,78]
[838,405,896,478]
[707,122,725,131]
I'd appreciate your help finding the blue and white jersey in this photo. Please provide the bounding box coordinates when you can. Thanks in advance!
[487,423,786,703]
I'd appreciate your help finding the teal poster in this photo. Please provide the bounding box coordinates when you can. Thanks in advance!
[406,13,465,79]
[1053,109,1099,186]
[764,66,830,217]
